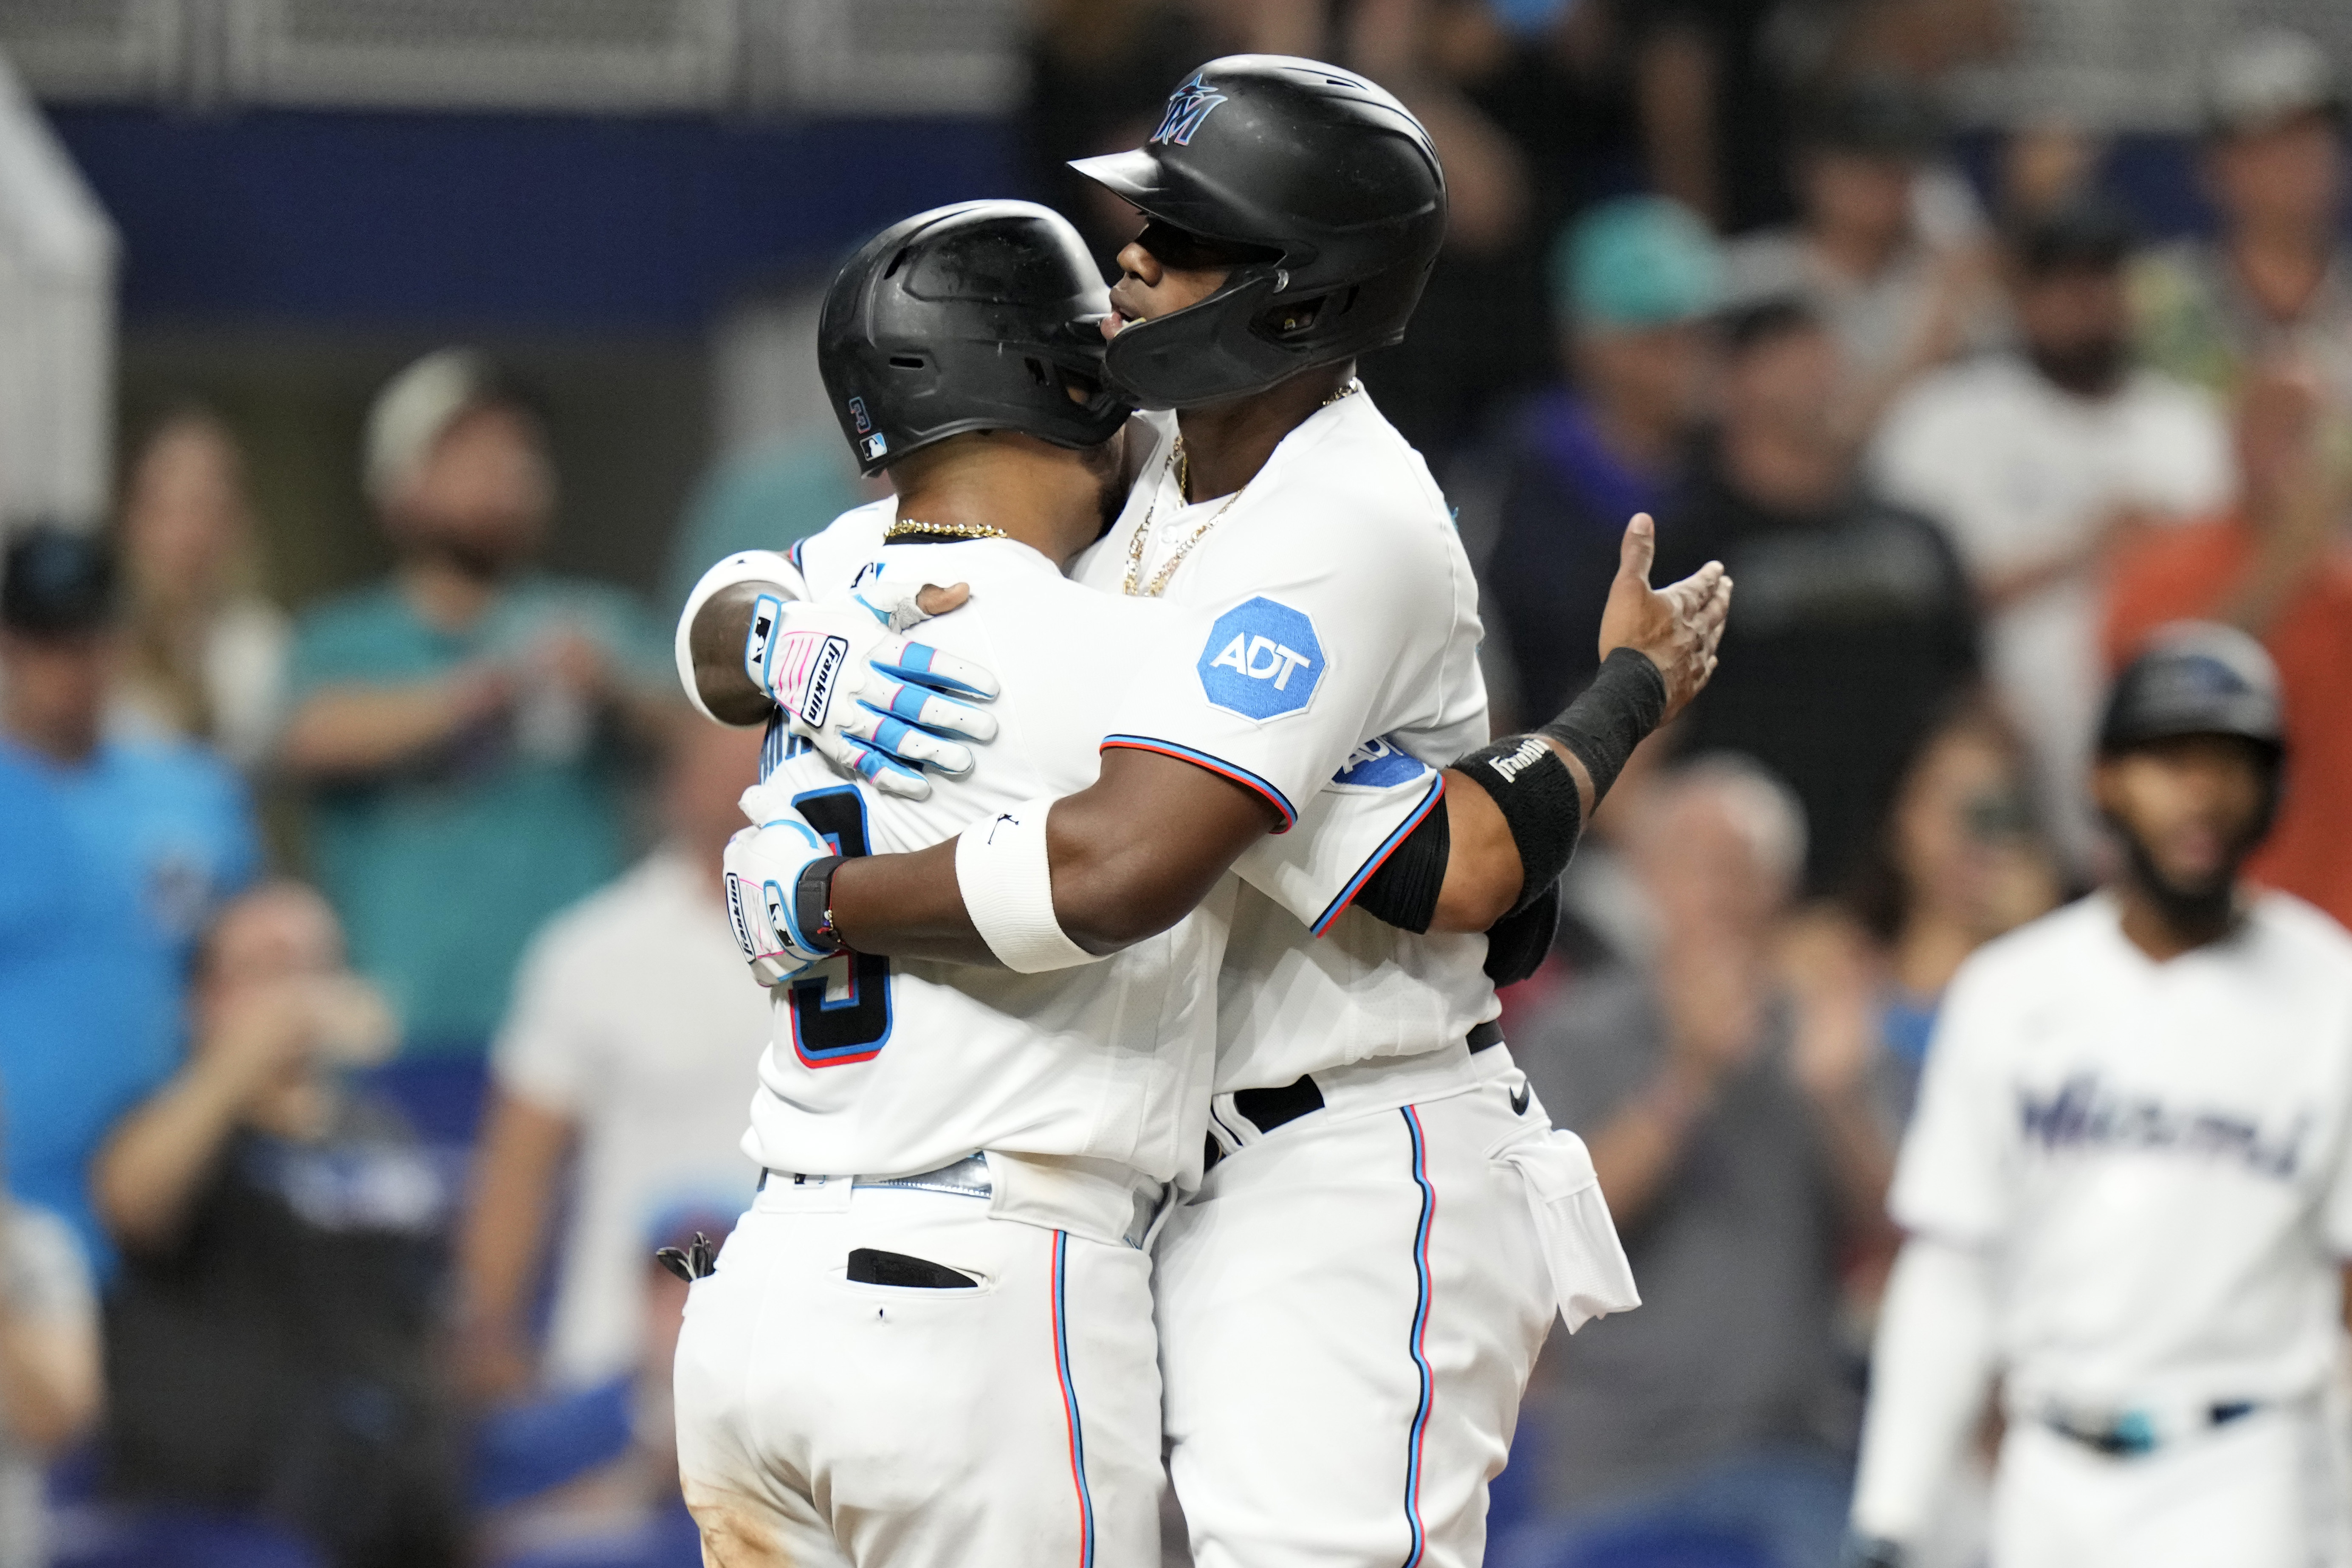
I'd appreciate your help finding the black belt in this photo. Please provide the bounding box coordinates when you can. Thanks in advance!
[1201,1025,1505,1173]
[2042,1400,2258,1458]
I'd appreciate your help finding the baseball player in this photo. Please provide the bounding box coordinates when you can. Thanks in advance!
[1847,622,2352,1568]
[672,198,1689,1568]
[708,57,1733,1568]
[668,200,1218,1568]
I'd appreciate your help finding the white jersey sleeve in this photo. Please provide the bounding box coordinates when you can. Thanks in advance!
[1095,419,1478,832]
[1888,948,2015,1248]
[1231,736,1444,935]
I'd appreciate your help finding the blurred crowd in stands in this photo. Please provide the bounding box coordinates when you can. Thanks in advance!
[0,2,2349,1566]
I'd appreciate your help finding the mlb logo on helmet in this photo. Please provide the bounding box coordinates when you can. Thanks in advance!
[1151,72,1228,147]
[859,432,888,463]
[1198,597,1323,721]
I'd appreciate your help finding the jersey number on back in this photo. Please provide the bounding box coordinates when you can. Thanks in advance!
[786,787,894,1067]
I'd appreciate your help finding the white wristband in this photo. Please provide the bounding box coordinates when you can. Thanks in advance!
[955,798,1098,973]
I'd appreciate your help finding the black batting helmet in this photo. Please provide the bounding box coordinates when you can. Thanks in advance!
[1071,56,1447,409]
[2098,621,2285,761]
[818,200,1131,478]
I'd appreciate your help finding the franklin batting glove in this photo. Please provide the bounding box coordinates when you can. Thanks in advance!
[745,585,998,801]
[722,807,845,987]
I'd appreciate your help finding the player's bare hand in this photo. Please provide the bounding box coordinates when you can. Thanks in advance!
[913,582,970,618]
[1596,513,1731,722]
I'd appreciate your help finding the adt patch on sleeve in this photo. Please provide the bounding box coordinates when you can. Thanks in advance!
[1198,597,1324,722]
[1330,734,1430,790]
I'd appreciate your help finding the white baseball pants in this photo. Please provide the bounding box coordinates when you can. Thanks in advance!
[1989,1403,2351,1568]
[1157,1045,1617,1568]
[673,1177,1164,1568]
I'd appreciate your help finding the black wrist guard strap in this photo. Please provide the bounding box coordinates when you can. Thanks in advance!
[1453,735,1583,916]
[1353,795,1450,935]
[1540,646,1668,803]
[793,855,847,958]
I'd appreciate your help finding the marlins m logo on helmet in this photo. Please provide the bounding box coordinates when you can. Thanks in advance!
[1151,72,1227,146]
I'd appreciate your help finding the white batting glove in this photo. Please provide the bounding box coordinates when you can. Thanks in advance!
[722,797,842,987]
[745,584,999,800]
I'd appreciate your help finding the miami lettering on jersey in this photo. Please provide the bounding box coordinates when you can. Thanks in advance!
[1199,597,1324,722]
[2018,1072,2310,1180]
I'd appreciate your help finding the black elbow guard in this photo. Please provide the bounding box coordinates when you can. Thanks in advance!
[1453,735,1583,916]
[1483,879,1560,986]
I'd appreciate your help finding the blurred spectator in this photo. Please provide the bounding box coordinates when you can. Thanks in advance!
[1627,0,2006,237]
[1871,199,2234,870]
[1488,196,1721,725]
[1723,79,1998,437]
[453,716,767,1403]
[2133,30,2352,411]
[109,409,290,771]
[0,1151,103,1568]
[1499,757,1893,1568]
[279,350,674,1058]
[2,527,262,973]
[471,1207,727,1568]
[0,530,251,1277]
[92,883,461,1568]
[1653,300,1977,894]
[1847,701,2061,1113]
[2102,361,2352,930]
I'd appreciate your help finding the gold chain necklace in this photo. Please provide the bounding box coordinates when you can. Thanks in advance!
[1121,379,1360,598]
[885,518,1010,542]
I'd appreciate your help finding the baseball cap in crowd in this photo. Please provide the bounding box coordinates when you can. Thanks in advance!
[1552,195,1725,330]
[2009,195,2138,277]
[1,526,116,637]
[1796,76,1946,159]
[2205,29,2344,139]
[362,347,536,505]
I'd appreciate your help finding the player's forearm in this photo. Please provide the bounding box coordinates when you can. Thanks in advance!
[687,583,782,727]
[1850,1235,2000,1546]
[829,840,1000,965]
[1428,741,1599,933]
[830,750,1279,965]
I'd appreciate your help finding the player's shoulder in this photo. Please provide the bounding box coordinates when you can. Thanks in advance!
[1948,894,2116,997]
[1284,392,1450,521]
[790,499,897,592]
[2246,892,2352,987]
[1237,394,1462,588]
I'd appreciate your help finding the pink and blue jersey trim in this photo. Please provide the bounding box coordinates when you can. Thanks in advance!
[1100,735,1297,832]
[1311,772,1446,936]
[1050,1231,1097,1568]
[1399,1105,1436,1568]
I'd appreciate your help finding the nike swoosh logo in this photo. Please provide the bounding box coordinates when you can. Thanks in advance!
[1509,1084,1531,1117]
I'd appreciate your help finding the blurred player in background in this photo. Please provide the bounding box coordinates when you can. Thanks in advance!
[1847,622,2352,1568]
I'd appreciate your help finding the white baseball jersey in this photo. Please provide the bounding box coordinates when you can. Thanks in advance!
[734,501,1450,1186]
[741,508,1224,1188]
[1072,395,1498,1094]
[1895,889,2352,1415]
